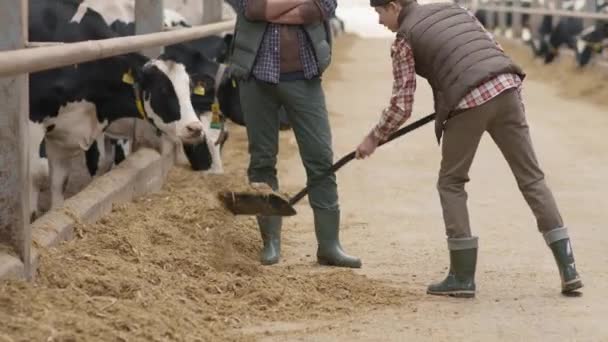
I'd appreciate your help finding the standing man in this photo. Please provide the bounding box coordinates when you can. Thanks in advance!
[229,0,361,268]
[356,0,582,297]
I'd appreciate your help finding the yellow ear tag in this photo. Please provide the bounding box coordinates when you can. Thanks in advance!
[122,70,135,85]
[210,103,222,129]
[193,83,206,96]
[593,43,603,52]
[231,79,237,88]
[211,102,220,115]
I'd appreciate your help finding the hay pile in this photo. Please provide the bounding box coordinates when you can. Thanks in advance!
[0,127,414,342]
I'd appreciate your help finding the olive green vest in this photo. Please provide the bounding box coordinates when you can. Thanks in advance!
[228,15,332,80]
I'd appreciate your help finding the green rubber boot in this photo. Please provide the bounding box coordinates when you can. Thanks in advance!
[427,237,478,298]
[257,216,282,265]
[544,228,583,294]
[313,209,362,268]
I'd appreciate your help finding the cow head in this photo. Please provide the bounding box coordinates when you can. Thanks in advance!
[574,23,608,67]
[120,56,204,145]
[163,41,244,126]
[139,59,204,144]
[216,68,245,126]
[575,38,595,67]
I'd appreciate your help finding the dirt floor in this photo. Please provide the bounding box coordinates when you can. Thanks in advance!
[1,35,608,341]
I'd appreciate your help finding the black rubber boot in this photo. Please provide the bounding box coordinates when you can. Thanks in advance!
[549,238,583,293]
[544,227,583,294]
[427,237,478,298]
[257,216,281,265]
[313,209,362,268]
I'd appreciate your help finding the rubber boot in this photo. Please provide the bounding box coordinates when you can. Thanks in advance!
[313,208,362,268]
[427,237,478,298]
[544,227,583,293]
[257,216,281,265]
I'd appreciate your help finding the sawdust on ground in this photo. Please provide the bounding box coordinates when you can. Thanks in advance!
[0,65,414,341]
[3,34,605,342]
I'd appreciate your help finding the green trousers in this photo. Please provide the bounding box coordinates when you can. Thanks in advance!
[239,77,338,210]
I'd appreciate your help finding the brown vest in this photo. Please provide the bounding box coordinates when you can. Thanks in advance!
[398,2,525,141]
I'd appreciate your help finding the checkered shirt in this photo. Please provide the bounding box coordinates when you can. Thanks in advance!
[236,0,337,84]
[372,8,522,142]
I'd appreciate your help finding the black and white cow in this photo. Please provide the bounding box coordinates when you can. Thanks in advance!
[575,21,608,66]
[28,0,215,217]
[539,16,584,63]
[522,0,608,65]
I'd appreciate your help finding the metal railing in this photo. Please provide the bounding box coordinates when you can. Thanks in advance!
[474,0,608,39]
[0,0,233,280]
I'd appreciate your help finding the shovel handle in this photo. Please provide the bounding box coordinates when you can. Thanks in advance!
[288,112,436,205]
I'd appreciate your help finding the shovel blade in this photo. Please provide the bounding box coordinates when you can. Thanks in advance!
[218,191,297,216]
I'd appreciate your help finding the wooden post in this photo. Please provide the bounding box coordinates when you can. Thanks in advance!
[0,0,31,279]
[512,0,523,38]
[202,0,223,24]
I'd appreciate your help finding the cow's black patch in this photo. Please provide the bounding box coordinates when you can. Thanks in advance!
[140,64,181,124]
[85,140,100,176]
[182,141,212,171]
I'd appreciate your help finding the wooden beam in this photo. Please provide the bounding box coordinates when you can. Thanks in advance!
[0,0,31,279]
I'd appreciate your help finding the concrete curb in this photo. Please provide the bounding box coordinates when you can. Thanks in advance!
[0,147,175,280]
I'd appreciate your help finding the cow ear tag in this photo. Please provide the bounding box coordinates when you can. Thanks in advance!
[210,103,222,129]
[122,69,135,85]
[231,79,237,88]
[193,82,206,96]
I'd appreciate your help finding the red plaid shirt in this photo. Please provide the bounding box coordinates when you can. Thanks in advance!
[372,11,522,142]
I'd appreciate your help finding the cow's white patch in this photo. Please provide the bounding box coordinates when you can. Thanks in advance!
[163,8,189,29]
[576,38,587,54]
[71,0,135,25]
[580,25,597,37]
[40,100,107,209]
[28,120,48,219]
[44,100,107,152]
[521,28,532,42]
[143,60,203,144]
[199,111,224,174]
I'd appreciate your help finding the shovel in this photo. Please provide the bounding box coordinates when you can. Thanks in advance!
[218,112,436,216]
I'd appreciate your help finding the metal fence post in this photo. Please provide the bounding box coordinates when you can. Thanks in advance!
[498,0,508,33]
[554,0,563,22]
[135,0,164,61]
[512,0,523,38]
[134,0,165,153]
[584,0,597,27]
[487,0,497,29]
[0,0,31,279]
[202,0,223,24]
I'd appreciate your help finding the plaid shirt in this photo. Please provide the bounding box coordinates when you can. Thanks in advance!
[372,9,522,142]
[236,0,337,84]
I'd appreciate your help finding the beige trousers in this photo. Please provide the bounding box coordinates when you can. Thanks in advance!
[438,88,563,238]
